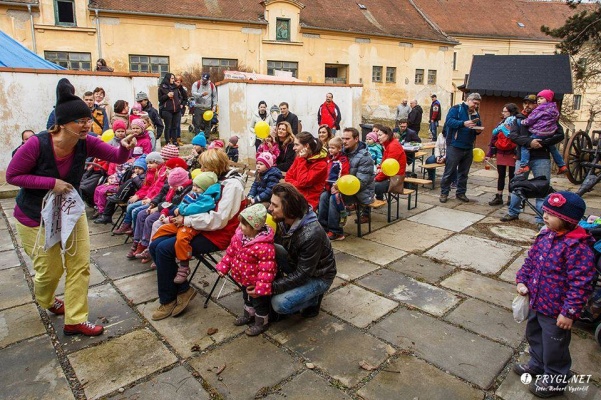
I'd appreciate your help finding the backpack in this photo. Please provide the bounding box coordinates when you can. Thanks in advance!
[194,80,218,108]
[496,133,516,151]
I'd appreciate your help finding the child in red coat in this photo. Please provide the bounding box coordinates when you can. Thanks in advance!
[515,191,595,397]
[215,204,276,336]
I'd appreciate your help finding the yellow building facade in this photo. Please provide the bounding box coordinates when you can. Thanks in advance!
[0,0,593,129]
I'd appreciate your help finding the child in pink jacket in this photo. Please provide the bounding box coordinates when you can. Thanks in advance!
[215,204,276,336]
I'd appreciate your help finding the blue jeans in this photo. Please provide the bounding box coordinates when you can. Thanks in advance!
[271,278,331,315]
[318,191,343,235]
[429,121,438,141]
[131,204,149,229]
[124,200,142,224]
[440,145,472,196]
[507,158,550,223]
[425,155,457,183]
[150,233,219,305]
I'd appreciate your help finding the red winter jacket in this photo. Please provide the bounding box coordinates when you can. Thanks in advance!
[285,149,328,209]
[375,138,406,182]
[215,227,277,295]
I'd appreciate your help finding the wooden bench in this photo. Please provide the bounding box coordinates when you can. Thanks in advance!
[355,199,387,237]
[403,177,432,212]
[419,163,445,189]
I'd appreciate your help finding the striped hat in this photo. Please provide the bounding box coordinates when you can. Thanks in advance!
[160,144,179,160]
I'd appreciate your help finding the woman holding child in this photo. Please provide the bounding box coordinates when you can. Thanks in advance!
[149,149,246,320]
[373,124,407,200]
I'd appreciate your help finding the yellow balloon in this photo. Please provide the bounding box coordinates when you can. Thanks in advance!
[255,121,270,139]
[191,169,202,179]
[381,158,400,177]
[101,129,114,143]
[473,148,485,163]
[203,110,214,121]
[266,213,277,232]
[337,175,360,196]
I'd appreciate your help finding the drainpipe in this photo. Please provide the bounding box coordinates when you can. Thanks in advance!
[27,4,36,53]
[94,9,102,59]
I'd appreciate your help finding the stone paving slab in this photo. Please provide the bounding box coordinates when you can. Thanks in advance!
[444,298,525,347]
[109,365,210,399]
[139,297,245,358]
[264,370,352,399]
[500,252,527,283]
[408,206,486,232]
[268,314,389,387]
[0,230,15,252]
[358,268,460,316]
[331,236,406,266]
[357,354,484,400]
[369,308,513,389]
[0,249,20,271]
[68,328,177,400]
[333,252,381,281]
[424,234,522,274]
[0,267,33,310]
[92,244,153,279]
[364,220,453,253]
[51,283,144,354]
[113,271,158,305]
[191,265,240,300]
[0,335,74,400]
[571,334,601,383]
[0,303,46,349]
[489,224,539,244]
[387,254,456,284]
[322,284,397,328]
[90,232,132,251]
[189,335,301,399]
[441,270,515,309]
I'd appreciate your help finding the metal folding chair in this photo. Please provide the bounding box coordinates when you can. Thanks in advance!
[189,252,242,308]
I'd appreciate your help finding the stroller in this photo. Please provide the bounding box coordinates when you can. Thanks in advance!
[510,175,601,346]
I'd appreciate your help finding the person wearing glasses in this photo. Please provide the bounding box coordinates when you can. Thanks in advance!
[6,78,135,337]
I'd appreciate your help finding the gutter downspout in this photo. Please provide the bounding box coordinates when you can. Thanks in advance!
[27,4,36,53]
[94,9,102,59]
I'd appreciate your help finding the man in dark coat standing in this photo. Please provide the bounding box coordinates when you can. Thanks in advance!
[407,99,423,136]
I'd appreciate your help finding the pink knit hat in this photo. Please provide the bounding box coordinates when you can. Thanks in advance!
[366,132,378,143]
[160,144,180,160]
[208,140,224,149]
[537,89,554,103]
[256,152,275,169]
[112,119,127,131]
[167,167,189,187]
[131,102,143,112]
[130,118,146,131]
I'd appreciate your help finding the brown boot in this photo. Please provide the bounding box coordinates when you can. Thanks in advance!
[151,300,176,321]
[245,314,269,336]
[113,222,133,235]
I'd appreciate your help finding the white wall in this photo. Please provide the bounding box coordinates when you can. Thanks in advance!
[218,81,363,162]
[0,70,159,172]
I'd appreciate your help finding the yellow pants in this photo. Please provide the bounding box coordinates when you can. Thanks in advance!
[17,215,91,325]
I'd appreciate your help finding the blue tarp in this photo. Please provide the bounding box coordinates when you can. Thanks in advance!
[0,30,65,69]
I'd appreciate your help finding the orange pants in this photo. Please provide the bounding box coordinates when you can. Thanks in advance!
[152,223,201,261]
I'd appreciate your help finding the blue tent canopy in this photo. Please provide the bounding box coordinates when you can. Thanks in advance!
[0,30,65,69]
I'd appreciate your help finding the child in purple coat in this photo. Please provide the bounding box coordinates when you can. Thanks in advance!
[514,191,595,397]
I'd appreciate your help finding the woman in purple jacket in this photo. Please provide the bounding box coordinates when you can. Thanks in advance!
[7,78,134,336]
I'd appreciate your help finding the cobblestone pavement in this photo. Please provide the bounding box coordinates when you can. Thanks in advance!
[1,167,600,399]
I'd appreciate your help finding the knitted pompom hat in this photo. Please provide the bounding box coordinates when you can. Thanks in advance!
[256,152,275,169]
[55,78,92,125]
[130,118,146,131]
[131,102,143,112]
[537,89,554,103]
[542,191,586,225]
[191,133,207,147]
[167,167,189,187]
[193,171,218,192]
[240,203,268,231]
[160,144,180,160]
[112,119,127,131]
[164,157,188,170]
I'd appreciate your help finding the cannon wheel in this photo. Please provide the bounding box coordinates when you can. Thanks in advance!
[565,131,594,184]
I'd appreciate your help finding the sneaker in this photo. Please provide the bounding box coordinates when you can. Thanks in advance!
[172,287,197,317]
[516,166,530,175]
[328,232,345,241]
[500,214,519,222]
[439,194,448,203]
[48,298,65,315]
[456,194,469,202]
[63,321,104,336]
[557,166,568,175]
[93,215,112,225]
[151,300,177,321]
[113,223,133,235]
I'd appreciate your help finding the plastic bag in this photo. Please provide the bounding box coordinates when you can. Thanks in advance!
[512,294,529,323]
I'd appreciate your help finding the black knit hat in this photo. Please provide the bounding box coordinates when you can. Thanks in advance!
[55,78,92,125]
[542,191,586,225]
